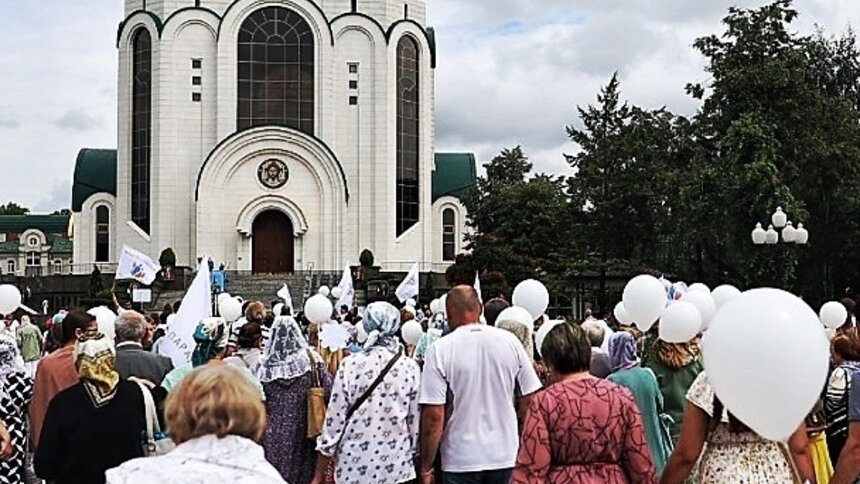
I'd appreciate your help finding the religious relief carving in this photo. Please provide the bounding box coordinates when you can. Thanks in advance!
[257,159,290,189]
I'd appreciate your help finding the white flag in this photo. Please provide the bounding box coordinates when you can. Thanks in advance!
[277,283,294,313]
[159,258,212,366]
[336,264,354,310]
[115,245,161,285]
[395,263,420,303]
[474,271,483,301]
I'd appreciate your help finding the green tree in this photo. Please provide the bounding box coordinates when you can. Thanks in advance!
[0,202,29,215]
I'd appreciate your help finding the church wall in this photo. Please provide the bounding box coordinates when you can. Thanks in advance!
[155,13,219,267]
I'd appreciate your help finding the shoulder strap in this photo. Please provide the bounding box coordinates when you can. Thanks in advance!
[134,380,160,439]
[345,350,402,422]
[306,349,320,388]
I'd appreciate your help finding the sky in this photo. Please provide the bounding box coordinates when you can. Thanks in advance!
[1,0,859,213]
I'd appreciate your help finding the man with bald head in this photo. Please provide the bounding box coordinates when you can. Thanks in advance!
[419,286,541,484]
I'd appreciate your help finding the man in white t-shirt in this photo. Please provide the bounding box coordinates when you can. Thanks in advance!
[419,286,542,484]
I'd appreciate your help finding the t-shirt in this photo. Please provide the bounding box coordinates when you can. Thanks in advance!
[420,323,542,472]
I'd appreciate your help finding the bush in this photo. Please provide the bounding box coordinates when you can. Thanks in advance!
[359,249,374,268]
[159,247,177,267]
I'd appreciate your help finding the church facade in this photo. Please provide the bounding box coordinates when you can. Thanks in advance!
[72,0,475,273]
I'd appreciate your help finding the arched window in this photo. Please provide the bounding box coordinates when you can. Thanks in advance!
[442,208,456,261]
[131,28,152,233]
[96,205,110,262]
[396,36,420,236]
[237,7,314,134]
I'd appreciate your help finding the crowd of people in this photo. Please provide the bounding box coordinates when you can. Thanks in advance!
[1,287,860,483]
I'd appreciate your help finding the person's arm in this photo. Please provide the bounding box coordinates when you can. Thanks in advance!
[832,421,860,484]
[417,344,449,484]
[660,402,708,484]
[510,397,550,483]
[0,420,12,461]
[787,423,814,484]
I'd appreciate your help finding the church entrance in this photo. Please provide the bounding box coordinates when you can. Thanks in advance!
[252,210,295,274]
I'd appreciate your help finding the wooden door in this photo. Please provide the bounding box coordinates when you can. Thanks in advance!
[252,210,295,274]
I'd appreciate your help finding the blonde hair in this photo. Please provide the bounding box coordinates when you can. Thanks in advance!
[244,301,267,323]
[165,363,265,444]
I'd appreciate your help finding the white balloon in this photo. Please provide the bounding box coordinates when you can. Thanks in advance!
[304,294,333,324]
[512,279,550,320]
[622,275,666,332]
[401,320,424,345]
[820,301,848,329]
[703,288,829,442]
[688,283,711,293]
[711,285,742,309]
[440,295,448,315]
[429,299,442,314]
[0,285,22,315]
[406,298,417,308]
[219,297,243,322]
[87,306,117,341]
[216,292,232,304]
[273,303,284,316]
[682,290,717,330]
[613,302,633,326]
[356,321,368,343]
[318,286,330,297]
[535,319,565,357]
[496,306,535,332]
[331,287,343,299]
[659,301,702,343]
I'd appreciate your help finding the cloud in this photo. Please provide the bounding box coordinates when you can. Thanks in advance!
[52,109,104,132]
[33,179,72,213]
[0,119,18,128]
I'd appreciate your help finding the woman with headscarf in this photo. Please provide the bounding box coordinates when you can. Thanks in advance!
[0,335,33,484]
[312,302,421,484]
[254,316,333,483]
[642,338,703,444]
[34,332,146,484]
[607,331,671,474]
[160,317,264,400]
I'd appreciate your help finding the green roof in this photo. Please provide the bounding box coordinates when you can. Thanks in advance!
[432,153,477,202]
[49,236,73,253]
[0,214,70,235]
[0,241,17,254]
[72,148,117,212]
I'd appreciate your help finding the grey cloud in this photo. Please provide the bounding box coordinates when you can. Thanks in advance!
[52,109,103,131]
[33,179,71,213]
[0,119,19,128]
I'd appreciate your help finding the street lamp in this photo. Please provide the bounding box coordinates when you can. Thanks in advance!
[752,207,809,246]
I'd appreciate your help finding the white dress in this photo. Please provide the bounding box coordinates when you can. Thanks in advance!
[105,434,286,484]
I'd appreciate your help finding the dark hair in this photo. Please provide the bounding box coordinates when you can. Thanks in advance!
[483,298,510,326]
[841,297,857,317]
[236,323,263,349]
[62,310,97,345]
[541,322,591,375]
[712,397,751,434]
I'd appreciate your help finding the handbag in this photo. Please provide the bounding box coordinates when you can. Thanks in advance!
[134,380,176,456]
[307,350,327,439]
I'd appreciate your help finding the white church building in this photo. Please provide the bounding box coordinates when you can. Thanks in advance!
[72,0,475,273]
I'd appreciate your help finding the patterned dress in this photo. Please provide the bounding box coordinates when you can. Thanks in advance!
[262,360,333,484]
[0,371,34,484]
[686,372,795,483]
[316,347,421,483]
[512,378,658,483]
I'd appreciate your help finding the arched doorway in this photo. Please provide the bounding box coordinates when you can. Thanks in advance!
[252,210,295,274]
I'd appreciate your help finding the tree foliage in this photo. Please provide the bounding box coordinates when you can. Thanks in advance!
[0,202,29,215]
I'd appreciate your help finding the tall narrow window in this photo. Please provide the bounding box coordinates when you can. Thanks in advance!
[237,7,315,134]
[131,29,152,233]
[442,208,456,261]
[396,36,420,236]
[26,252,41,267]
[96,205,110,262]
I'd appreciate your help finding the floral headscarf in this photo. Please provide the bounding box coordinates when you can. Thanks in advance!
[608,332,640,371]
[74,331,119,408]
[191,317,229,367]
[362,302,402,353]
[0,335,22,381]
[255,316,316,383]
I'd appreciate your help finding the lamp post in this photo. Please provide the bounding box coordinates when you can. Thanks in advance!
[751,206,809,289]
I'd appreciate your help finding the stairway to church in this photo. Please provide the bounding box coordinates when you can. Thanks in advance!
[225,271,342,309]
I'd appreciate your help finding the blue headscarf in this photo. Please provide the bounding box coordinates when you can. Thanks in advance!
[191,317,229,367]
[608,332,639,371]
[362,302,402,353]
